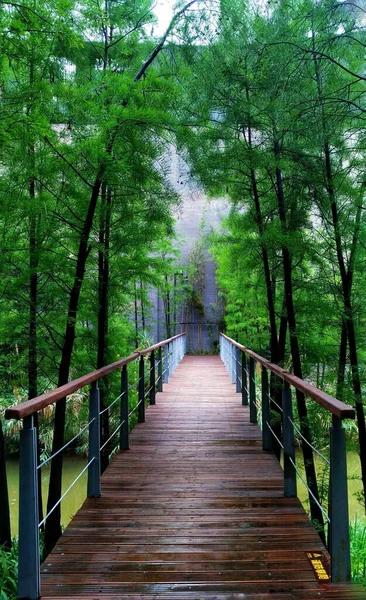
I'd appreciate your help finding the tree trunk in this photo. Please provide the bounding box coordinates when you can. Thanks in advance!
[336,318,347,401]
[44,8,192,554]
[324,142,366,510]
[274,138,325,541]
[134,280,139,347]
[29,147,44,529]
[0,419,11,549]
[247,119,279,363]
[45,166,106,555]
[311,26,366,508]
[249,163,284,459]
[140,279,146,331]
[163,275,171,338]
[98,184,112,472]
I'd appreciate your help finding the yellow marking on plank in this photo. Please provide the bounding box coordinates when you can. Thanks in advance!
[306,552,330,582]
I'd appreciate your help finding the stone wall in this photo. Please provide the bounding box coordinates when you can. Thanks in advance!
[152,147,229,352]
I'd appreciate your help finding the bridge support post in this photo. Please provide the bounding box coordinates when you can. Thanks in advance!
[120,365,129,450]
[158,346,163,391]
[169,342,174,377]
[138,356,145,423]
[18,415,40,600]
[88,382,101,498]
[329,415,351,582]
[283,381,297,497]
[262,367,271,451]
[235,347,241,393]
[173,338,177,372]
[231,342,236,384]
[249,357,257,423]
[163,344,169,383]
[241,352,248,406]
[150,351,156,405]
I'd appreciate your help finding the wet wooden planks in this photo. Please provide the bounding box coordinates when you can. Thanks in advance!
[41,356,364,600]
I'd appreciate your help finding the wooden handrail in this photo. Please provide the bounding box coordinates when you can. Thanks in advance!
[5,333,186,421]
[220,333,355,420]
[138,332,186,356]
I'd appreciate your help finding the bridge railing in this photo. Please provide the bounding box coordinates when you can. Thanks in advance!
[220,332,355,584]
[5,332,186,600]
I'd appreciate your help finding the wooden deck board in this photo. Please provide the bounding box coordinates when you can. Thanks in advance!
[41,356,364,599]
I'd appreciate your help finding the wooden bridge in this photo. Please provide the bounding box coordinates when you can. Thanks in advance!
[5,335,365,599]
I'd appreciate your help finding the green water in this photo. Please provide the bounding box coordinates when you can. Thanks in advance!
[295,450,364,519]
[5,451,364,538]
[6,455,87,538]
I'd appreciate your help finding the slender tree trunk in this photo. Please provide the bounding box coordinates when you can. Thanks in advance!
[324,142,366,509]
[28,50,44,528]
[274,138,325,541]
[336,318,347,400]
[44,9,191,554]
[247,109,286,459]
[164,275,171,338]
[248,120,279,363]
[98,184,112,472]
[29,154,44,527]
[311,27,366,507]
[134,280,139,347]
[249,164,284,458]
[140,280,146,331]
[0,419,11,549]
[45,166,106,554]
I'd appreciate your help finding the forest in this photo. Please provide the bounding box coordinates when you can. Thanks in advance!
[0,0,366,594]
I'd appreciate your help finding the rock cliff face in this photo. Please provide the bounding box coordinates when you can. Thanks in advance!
[153,147,229,352]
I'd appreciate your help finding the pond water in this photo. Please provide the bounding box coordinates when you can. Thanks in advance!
[5,450,364,538]
[6,455,87,538]
[295,450,364,520]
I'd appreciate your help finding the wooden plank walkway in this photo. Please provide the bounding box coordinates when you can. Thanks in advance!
[40,356,364,600]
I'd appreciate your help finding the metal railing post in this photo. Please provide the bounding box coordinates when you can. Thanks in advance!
[120,365,129,450]
[249,357,257,423]
[138,355,145,423]
[235,347,241,393]
[262,367,271,451]
[282,381,296,497]
[158,346,163,391]
[329,415,351,582]
[231,342,235,384]
[150,351,156,405]
[164,344,169,383]
[18,415,40,600]
[88,382,101,498]
[242,351,248,406]
[173,339,177,372]
[168,342,173,377]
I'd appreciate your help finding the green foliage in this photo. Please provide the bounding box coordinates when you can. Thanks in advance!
[0,543,18,600]
[350,518,366,588]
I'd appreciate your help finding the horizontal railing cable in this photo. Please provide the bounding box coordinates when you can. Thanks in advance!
[288,417,330,465]
[100,420,126,452]
[39,459,94,528]
[265,422,284,450]
[99,391,126,416]
[38,419,94,469]
[128,399,143,417]
[289,457,330,523]
[268,395,283,413]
